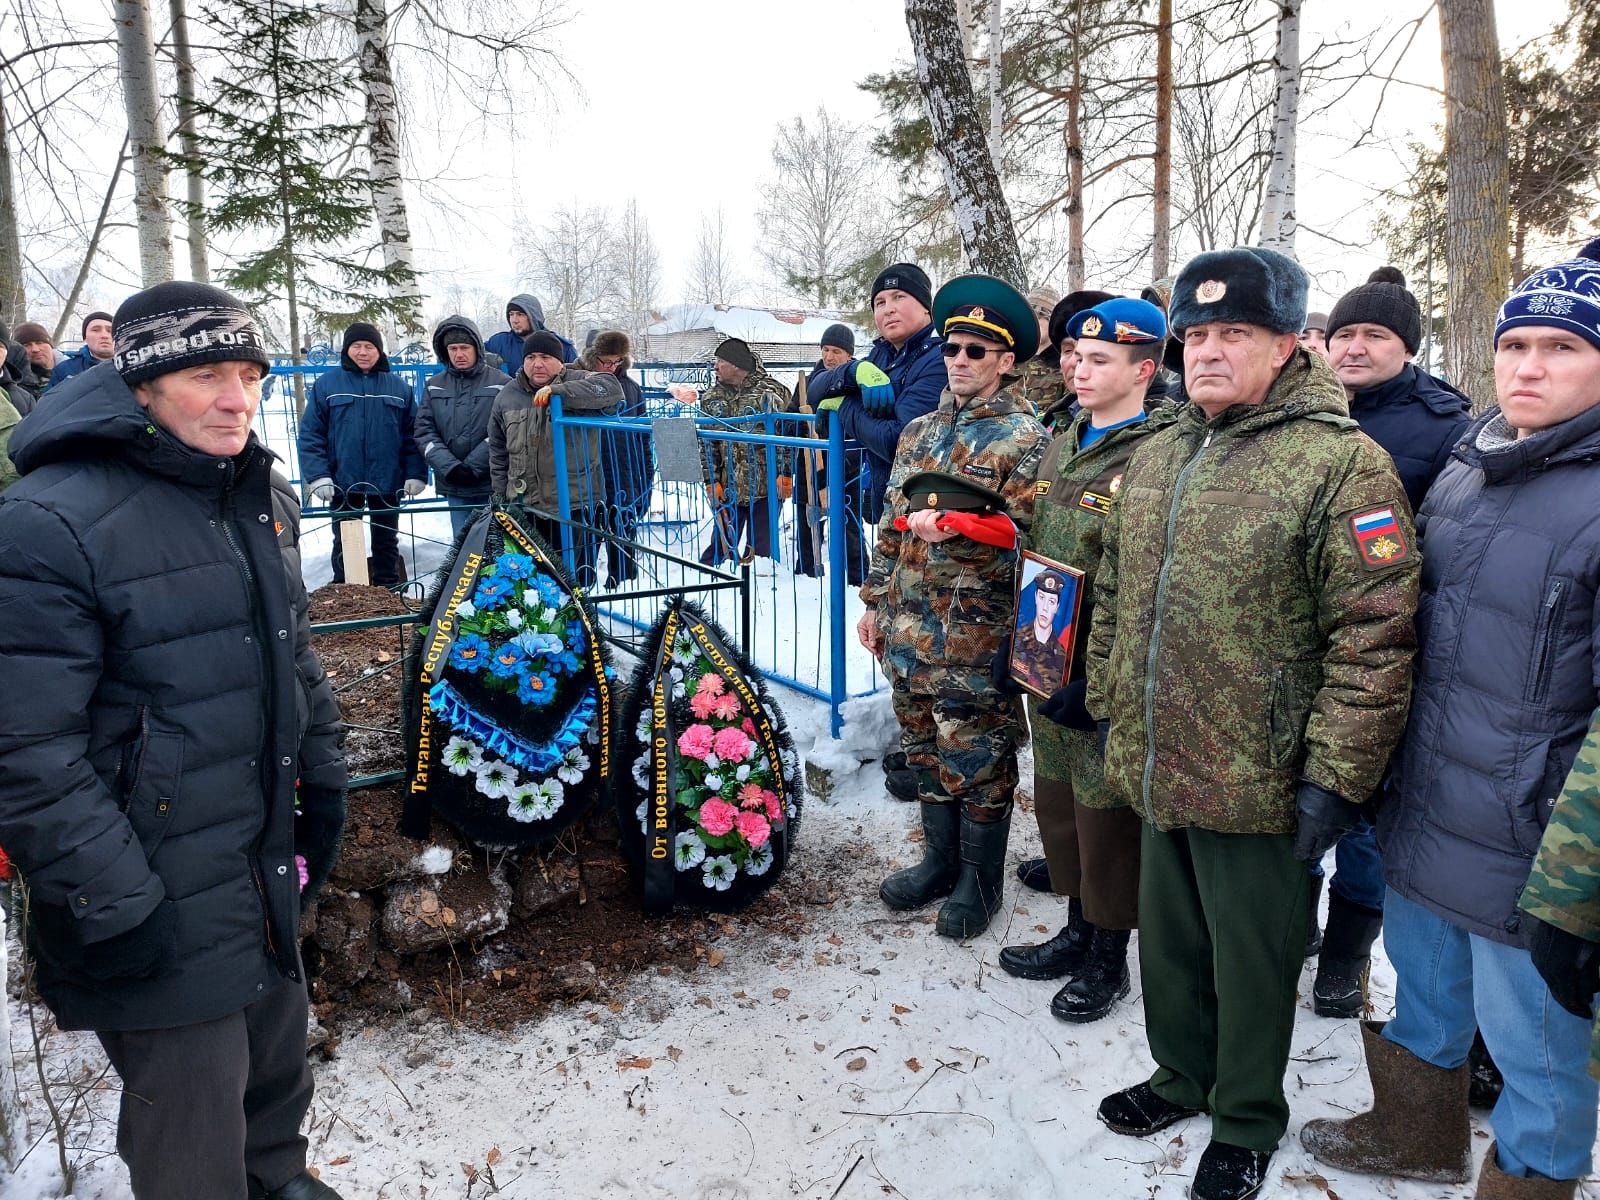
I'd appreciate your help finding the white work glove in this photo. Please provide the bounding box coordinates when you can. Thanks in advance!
[403,478,426,498]
[308,478,335,504]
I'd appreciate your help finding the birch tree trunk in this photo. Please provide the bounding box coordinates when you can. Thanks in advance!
[1151,0,1173,278]
[905,0,1026,283]
[355,0,424,335]
[168,0,208,281]
[987,0,1002,160]
[1259,0,1301,251]
[113,0,174,283]
[0,86,26,318]
[1065,0,1085,290]
[1439,0,1511,409]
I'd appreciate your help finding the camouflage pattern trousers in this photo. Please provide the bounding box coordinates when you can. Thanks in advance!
[890,674,1025,813]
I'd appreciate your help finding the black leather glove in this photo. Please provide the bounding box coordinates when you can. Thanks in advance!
[1528,917,1600,1019]
[990,636,1024,696]
[295,787,348,911]
[1292,780,1363,863]
[1039,678,1096,731]
[1095,719,1110,757]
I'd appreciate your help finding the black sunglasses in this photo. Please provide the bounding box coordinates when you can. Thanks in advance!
[941,342,998,360]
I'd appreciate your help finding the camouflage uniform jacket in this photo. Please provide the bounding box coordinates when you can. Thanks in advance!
[1024,402,1177,799]
[1084,349,1419,834]
[1521,708,1600,1077]
[861,385,1048,693]
[1016,353,1065,419]
[699,365,793,503]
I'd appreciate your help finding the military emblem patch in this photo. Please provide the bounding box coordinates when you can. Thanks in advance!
[1036,480,1052,496]
[1108,474,1123,494]
[1078,490,1113,516]
[969,306,986,322]
[1081,315,1103,337]
[1349,507,1410,569]
[1196,280,1228,303]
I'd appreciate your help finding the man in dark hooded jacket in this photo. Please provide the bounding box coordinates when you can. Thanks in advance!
[297,322,427,586]
[485,293,576,370]
[416,315,508,537]
[0,281,348,1200]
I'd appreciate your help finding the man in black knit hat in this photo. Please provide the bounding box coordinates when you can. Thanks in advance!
[46,309,115,391]
[0,281,349,1200]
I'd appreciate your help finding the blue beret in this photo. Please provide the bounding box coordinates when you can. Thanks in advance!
[1065,297,1169,345]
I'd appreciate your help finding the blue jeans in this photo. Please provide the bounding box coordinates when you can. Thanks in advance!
[1381,887,1598,1179]
[1308,816,1385,910]
[444,494,487,538]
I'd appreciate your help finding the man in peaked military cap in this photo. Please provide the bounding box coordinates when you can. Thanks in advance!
[862,274,1048,940]
[1084,247,1418,1200]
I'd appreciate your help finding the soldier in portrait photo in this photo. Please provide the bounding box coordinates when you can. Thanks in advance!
[1011,565,1075,697]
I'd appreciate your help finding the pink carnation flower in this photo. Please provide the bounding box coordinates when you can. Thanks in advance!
[736,810,771,848]
[689,691,719,720]
[737,782,767,809]
[763,790,783,823]
[695,672,725,698]
[741,718,757,737]
[698,797,738,836]
[712,726,753,763]
[677,724,716,760]
[712,694,742,721]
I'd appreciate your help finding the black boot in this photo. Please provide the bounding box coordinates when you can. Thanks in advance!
[1468,1030,1505,1110]
[935,809,1010,938]
[879,802,960,910]
[1016,856,1052,892]
[1313,892,1383,1018]
[1304,870,1325,957]
[1098,1081,1203,1136]
[1051,926,1131,1022]
[883,753,919,802]
[1189,1141,1272,1200]
[266,1175,345,1200]
[999,896,1092,980]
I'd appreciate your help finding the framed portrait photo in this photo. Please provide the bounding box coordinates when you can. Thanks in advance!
[1009,551,1086,700]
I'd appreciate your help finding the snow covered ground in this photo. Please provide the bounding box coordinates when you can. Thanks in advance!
[7,690,1587,1200]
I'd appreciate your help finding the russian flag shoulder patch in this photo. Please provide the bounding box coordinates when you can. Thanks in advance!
[1348,506,1410,570]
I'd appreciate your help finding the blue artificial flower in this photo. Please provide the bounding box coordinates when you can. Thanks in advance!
[512,631,564,660]
[517,669,557,707]
[487,641,529,679]
[497,553,536,581]
[449,632,491,673]
[536,576,566,608]
[473,575,514,610]
[554,649,583,677]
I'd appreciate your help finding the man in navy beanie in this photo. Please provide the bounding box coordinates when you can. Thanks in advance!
[0,280,349,1199]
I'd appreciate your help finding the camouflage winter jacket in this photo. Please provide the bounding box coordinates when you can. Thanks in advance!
[862,385,1048,692]
[1015,352,1065,419]
[1024,402,1177,798]
[1521,708,1600,1078]
[1084,349,1419,834]
[699,365,794,503]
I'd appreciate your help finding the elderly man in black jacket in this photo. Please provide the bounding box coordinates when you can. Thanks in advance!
[0,282,349,1200]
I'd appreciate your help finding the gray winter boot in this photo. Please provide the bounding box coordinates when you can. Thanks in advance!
[1299,1021,1471,1183]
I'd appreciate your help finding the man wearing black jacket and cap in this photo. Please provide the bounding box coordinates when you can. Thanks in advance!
[0,281,349,1200]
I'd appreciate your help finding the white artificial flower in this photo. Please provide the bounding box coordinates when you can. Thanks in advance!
[505,608,524,630]
[521,587,542,609]
[557,747,591,785]
[454,599,477,619]
[474,758,517,799]
[443,736,483,777]
[632,751,651,789]
[735,764,751,783]
[506,784,542,823]
[674,832,706,871]
[635,711,652,743]
[704,773,723,792]
[746,844,775,876]
[636,799,648,832]
[701,854,736,891]
[705,752,720,771]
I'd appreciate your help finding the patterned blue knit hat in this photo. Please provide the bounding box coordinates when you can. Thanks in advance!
[1495,237,1600,352]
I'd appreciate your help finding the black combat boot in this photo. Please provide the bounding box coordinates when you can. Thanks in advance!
[879,802,960,910]
[935,808,1010,938]
[1312,892,1383,1018]
[1189,1141,1272,1200]
[1015,856,1052,892]
[882,751,919,802]
[266,1174,345,1200]
[999,896,1092,980]
[1098,1081,1203,1136]
[1304,870,1325,957]
[1050,926,1131,1022]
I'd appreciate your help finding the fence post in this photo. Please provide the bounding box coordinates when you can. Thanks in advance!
[826,412,847,737]
[764,408,782,562]
[548,393,577,577]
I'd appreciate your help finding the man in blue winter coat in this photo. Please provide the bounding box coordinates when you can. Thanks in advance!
[0,281,349,1200]
[1304,266,1474,1018]
[484,293,576,370]
[45,310,114,391]
[808,263,946,524]
[297,322,427,586]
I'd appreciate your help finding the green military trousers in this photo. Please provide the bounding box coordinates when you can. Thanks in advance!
[1139,822,1311,1152]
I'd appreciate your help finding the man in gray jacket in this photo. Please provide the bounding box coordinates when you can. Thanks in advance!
[417,315,507,536]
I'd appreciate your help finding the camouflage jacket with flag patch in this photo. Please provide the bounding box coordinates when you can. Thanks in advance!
[1024,401,1177,798]
[862,385,1048,692]
[1085,349,1419,834]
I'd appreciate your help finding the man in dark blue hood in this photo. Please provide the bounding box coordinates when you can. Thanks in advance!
[485,293,576,370]
[297,322,427,586]
[0,281,349,1200]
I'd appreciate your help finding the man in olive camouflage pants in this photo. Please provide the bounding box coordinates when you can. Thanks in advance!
[861,274,1047,940]
[1087,248,1418,1200]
